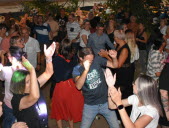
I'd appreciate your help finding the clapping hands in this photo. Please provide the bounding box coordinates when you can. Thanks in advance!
[44,42,56,58]
[108,50,117,59]
[104,68,122,106]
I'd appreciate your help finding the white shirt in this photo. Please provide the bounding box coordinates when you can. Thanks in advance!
[66,21,81,42]
[23,37,40,68]
[159,25,167,35]
[128,95,159,128]
[80,29,91,47]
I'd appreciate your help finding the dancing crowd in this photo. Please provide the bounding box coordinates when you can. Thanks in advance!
[0,3,169,128]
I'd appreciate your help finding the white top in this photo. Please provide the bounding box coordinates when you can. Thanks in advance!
[23,37,40,68]
[130,46,139,63]
[0,66,25,108]
[66,21,81,42]
[80,29,91,47]
[159,25,167,35]
[128,95,159,128]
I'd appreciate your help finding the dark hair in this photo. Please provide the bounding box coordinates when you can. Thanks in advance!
[78,47,94,59]
[0,23,7,30]
[153,38,164,50]
[10,36,20,46]
[9,46,26,62]
[116,23,127,30]
[97,22,104,28]
[60,39,74,60]
[10,69,29,94]
[125,29,133,34]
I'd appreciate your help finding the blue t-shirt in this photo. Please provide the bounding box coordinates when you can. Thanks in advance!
[72,56,108,105]
[33,23,51,44]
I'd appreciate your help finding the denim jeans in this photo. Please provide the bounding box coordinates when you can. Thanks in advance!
[80,102,119,128]
[2,103,16,128]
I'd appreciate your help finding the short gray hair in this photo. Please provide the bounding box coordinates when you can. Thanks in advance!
[114,30,125,40]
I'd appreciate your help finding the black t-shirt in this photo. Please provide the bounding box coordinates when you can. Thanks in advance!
[55,15,68,27]
[159,63,169,91]
[72,56,108,105]
[12,92,48,128]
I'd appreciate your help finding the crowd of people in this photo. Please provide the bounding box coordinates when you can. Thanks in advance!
[0,2,168,128]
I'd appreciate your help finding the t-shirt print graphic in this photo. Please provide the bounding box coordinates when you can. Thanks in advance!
[86,69,101,89]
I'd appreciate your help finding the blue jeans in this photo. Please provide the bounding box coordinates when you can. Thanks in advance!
[80,102,119,128]
[2,103,16,128]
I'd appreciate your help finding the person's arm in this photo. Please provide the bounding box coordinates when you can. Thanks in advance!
[81,34,88,45]
[160,89,169,120]
[117,48,128,68]
[136,32,148,44]
[19,57,39,110]
[117,107,153,128]
[106,50,118,68]
[106,34,115,49]
[36,52,41,71]
[109,85,153,128]
[105,68,153,127]
[87,35,92,47]
[37,42,56,87]
[105,68,130,109]
[74,60,91,90]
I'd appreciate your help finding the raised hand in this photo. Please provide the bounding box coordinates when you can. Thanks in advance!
[83,60,91,71]
[109,86,122,106]
[104,68,116,87]
[44,42,56,58]
[22,56,33,71]
[108,50,117,59]
[98,49,108,58]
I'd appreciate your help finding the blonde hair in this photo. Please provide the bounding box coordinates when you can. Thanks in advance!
[125,31,137,61]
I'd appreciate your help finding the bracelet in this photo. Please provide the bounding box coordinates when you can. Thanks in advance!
[46,57,52,63]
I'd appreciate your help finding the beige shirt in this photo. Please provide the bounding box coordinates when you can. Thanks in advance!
[47,20,59,40]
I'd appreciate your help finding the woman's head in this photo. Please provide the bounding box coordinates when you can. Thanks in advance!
[60,39,74,60]
[8,46,26,62]
[133,75,163,116]
[153,37,165,50]
[138,23,145,30]
[10,36,24,48]
[82,20,91,30]
[114,30,126,42]
[10,70,30,94]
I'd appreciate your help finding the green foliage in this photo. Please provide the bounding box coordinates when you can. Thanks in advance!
[106,0,163,32]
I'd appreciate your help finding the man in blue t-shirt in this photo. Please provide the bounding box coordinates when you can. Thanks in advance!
[72,47,119,128]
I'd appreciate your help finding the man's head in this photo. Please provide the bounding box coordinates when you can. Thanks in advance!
[21,27,30,40]
[60,8,66,16]
[78,47,94,63]
[96,22,104,35]
[68,14,75,23]
[0,23,7,34]
[37,15,44,25]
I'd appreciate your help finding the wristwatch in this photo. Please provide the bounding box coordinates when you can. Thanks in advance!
[117,105,124,110]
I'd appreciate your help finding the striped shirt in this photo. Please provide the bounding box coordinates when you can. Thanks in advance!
[147,47,165,80]
[66,21,80,42]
